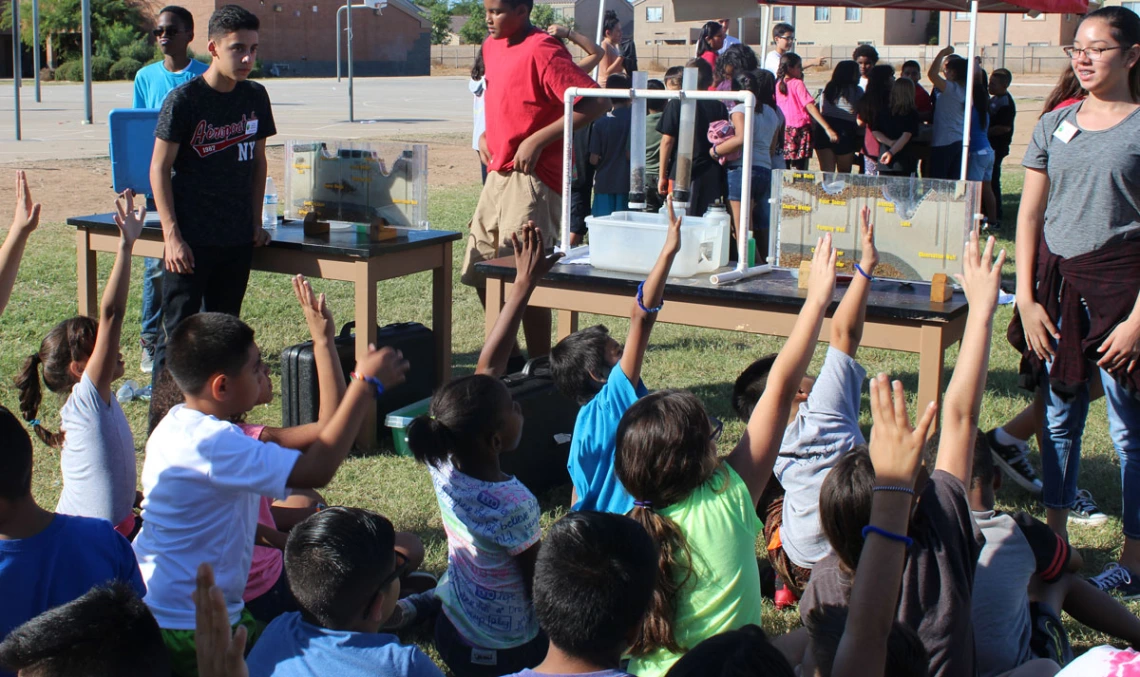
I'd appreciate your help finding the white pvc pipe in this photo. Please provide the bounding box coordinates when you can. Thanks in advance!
[738,91,756,273]
[560,93,575,251]
[629,72,648,208]
[960,0,979,181]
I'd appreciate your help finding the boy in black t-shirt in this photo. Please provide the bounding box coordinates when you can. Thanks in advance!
[149,3,276,379]
[656,58,727,218]
[987,69,1015,225]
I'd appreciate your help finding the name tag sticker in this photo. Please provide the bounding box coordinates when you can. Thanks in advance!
[246,119,259,135]
[471,649,497,666]
[1053,120,1078,143]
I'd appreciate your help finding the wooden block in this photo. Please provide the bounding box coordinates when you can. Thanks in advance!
[367,224,398,242]
[797,260,812,290]
[302,212,329,236]
[930,273,953,303]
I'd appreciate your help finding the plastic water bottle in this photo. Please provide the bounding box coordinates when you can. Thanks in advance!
[116,380,151,404]
[262,177,278,229]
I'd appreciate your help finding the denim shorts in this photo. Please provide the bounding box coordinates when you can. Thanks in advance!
[726,165,772,204]
[967,149,994,182]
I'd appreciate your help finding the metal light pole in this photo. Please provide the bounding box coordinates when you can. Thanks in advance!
[32,0,41,102]
[82,0,93,124]
[12,0,21,140]
[997,14,1008,70]
[346,0,354,122]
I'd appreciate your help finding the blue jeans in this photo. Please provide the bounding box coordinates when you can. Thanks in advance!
[140,257,163,342]
[726,164,772,242]
[1041,351,1140,538]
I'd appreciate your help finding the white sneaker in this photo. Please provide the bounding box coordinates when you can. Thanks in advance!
[1069,489,1109,526]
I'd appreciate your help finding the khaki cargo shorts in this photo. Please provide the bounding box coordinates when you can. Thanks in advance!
[460,170,561,288]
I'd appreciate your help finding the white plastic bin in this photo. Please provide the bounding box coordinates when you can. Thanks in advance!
[584,211,730,277]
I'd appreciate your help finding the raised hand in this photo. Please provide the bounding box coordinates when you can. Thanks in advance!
[194,563,249,677]
[113,190,146,245]
[12,170,41,234]
[867,373,938,488]
[292,274,335,342]
[955,228,1006,313]
[859,205,878,272]
[806,232,838,307]
[512,222,563,288]
[664,196,683,255]
[355,345,410,390]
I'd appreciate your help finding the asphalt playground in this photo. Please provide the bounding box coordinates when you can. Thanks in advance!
[0,76,475,163]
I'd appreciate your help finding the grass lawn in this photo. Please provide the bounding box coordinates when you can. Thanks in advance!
[0,165,1134,659]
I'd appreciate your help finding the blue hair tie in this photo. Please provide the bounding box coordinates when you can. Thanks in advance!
[28,419,40,428]
[634,500,654,510]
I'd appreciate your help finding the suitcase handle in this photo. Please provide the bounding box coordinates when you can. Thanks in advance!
[339,321,418,339]
[522,356,550,376]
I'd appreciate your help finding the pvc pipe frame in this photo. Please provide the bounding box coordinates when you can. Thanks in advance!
[959,0,979,181]
[562,86,765,285]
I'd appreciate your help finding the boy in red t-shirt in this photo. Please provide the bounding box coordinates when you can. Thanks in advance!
[465,0,608,359]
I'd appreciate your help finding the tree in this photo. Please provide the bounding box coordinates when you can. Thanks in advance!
[1,0,147,68]
[429,4,452,45]
[529,4,558,31]
[459,13,488,44]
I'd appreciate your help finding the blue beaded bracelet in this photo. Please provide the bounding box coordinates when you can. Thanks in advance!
[862,525,914,547]
[637,281,664,313]
[350,371,386,399]
[854,263,874,281]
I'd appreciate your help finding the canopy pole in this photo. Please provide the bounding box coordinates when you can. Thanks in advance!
[959,0,978,182]
[592,0,606,82]
[32,0,41,102]
[760,5,771,68]
[347,0,354,122]
[997,14,1008,70]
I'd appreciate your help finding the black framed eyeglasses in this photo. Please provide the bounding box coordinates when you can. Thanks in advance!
[153,26,182,37]
[362,551,411,619]
[1063,45,1123,61]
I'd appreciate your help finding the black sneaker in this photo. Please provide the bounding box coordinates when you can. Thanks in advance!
[986,429,1043,496]
[1069,489,1109,526]
[1089,563,1140,600]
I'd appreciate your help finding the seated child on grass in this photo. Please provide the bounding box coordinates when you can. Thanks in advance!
[614,236,838,677]
[405,225,563,677]
[732,207,878,601]
[132,309,411,676]
[146,276,428,628]
[505,511,658,677]
[551,199,683,514]
[968,432,1140,677]
[801,230,1006,677]
[245,507,444,677]
[0,582,168,677]
[16,192,146,538]
[0,171,40,317]
[664,625,796,677]
[0,405,145,677]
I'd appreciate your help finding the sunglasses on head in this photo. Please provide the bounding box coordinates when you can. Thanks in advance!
[153,26,182,37]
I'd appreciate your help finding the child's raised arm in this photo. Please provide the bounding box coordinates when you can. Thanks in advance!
[936,230,1005,485]
[0,171,41,316]
[287,346,410,488]
[728,235,837,504]
[87,192,145,403]
[194,563,249,677]
[476,224,563,377]
[619,197,682,387]
[258,275,348,449]
[832,375,937,677]
[829,207,878,357]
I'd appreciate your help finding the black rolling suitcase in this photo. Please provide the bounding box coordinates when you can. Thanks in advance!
[281,321,436,434]
[499,357,580,495]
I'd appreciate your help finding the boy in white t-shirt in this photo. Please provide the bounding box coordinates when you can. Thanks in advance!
[132,311,410,677]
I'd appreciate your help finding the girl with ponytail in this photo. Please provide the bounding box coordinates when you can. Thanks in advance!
[776,52,831,170]
[405,224,560,677]
[15,192,144,539]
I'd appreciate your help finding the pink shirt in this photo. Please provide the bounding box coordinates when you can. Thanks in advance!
[237,424,284,602]
[777,78,814,129]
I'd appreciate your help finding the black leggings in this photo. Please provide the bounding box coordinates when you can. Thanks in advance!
[434,612,547,677]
